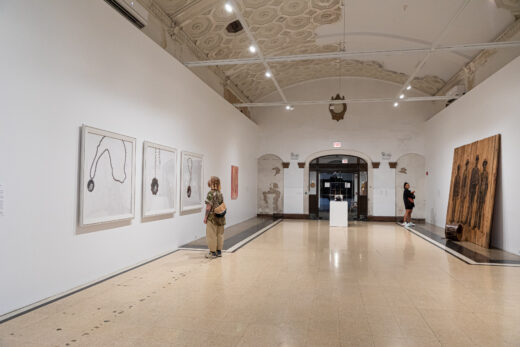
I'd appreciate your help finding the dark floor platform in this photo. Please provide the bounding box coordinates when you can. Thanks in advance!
[181,216,281,252]
[402,223,520,266]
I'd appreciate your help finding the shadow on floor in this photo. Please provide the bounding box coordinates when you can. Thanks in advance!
[400,223,520,266]
[181,216,281,252]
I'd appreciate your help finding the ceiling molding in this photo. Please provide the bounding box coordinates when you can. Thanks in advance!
[315,31,472,60]
[228,58,445,100]
[495,0,520,17]
[137,0,519,103]
[137,0,252,103]
[436,18,520,96]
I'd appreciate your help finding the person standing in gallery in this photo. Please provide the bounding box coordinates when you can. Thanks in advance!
[204,176,226,259]
[402,182,416,227]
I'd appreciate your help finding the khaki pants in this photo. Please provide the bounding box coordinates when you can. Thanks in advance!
[206,221,224,252]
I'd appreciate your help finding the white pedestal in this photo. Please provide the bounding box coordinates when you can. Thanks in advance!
[330,201,349,227]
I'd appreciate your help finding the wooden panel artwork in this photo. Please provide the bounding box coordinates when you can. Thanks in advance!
[445,134,500,248]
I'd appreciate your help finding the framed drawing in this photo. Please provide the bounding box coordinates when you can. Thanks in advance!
[142,142,177,218]
[180,151,204,212]
[231,165,239,200]
[79,125,136,226]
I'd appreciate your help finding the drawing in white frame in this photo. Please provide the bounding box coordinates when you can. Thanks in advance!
[142,141,177,217]
[79,125,136,226]
[180,151,204,212]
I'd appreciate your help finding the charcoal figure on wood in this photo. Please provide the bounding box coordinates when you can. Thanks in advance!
[445,134,499,248]
[450,164,461,223]
[467,155,480,226]
[458,159,470,224]
[474,160,489,229]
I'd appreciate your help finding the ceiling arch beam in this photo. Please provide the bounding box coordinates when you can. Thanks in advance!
[183,40,520,67]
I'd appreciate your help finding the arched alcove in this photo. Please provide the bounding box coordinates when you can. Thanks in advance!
[257,154,284,215]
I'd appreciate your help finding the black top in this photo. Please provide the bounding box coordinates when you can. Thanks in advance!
[403,188,415,209]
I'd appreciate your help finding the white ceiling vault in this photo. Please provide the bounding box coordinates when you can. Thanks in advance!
[146,0,520,103]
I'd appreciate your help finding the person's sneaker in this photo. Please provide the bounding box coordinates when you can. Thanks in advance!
[408,222,416,227]
[205,252,216,259]
[404,222,411,228]
[216,250,222,257]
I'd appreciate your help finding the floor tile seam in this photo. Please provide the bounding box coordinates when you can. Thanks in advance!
[0,248,185,325]
[417,308,476,345]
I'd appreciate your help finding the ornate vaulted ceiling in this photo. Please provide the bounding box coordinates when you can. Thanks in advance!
[148,0,520,101]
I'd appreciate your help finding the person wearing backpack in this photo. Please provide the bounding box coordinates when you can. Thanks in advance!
[203,176,226,259]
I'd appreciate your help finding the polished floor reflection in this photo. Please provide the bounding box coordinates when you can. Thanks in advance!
[1,221,520,346]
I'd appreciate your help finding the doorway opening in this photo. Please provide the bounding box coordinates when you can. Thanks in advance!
[308,155,368,220]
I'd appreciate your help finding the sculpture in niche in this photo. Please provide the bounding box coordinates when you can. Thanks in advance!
[272,166,281,176]
[263,183,281,213]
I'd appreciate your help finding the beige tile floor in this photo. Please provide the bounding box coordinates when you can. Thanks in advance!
[1,221,520,346]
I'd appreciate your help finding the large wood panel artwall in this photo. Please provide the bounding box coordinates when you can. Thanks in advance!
[446,135,500,248]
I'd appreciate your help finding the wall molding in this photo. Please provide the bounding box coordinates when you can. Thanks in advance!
[369,216,426,223]
[389,162,398,169]
[258,213,309,219]
[282,162,290,169]
[372,162,380,168]
[297,162,305,168]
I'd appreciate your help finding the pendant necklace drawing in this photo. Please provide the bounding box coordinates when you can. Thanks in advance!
[88,136,127,192]
[186,157,193,198]
[151,148,160,195]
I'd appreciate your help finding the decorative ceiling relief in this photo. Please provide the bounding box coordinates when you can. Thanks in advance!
[495,0,520,16]
[145,0,516,102]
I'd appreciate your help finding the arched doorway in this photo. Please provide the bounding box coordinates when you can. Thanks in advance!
[308,155,368,220]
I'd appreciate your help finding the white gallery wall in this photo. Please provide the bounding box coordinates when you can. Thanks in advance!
[425,56,520,255]
[252,77,438,217]
[0,0,258,316]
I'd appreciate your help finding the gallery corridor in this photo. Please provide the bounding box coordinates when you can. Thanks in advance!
[1,221,520,346]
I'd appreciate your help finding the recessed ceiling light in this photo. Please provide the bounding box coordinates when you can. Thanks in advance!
[224,3,233,13]
[399,94,405,99]
[249,45,257,53]
[406,85,412,90]
[286,105,294,111]
[393,102,399,107]
[265,71,272,78]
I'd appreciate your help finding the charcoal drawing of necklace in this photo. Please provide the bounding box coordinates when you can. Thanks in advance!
[150,148,160,195]
[186,157,193,198]
[87,136,127,192]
